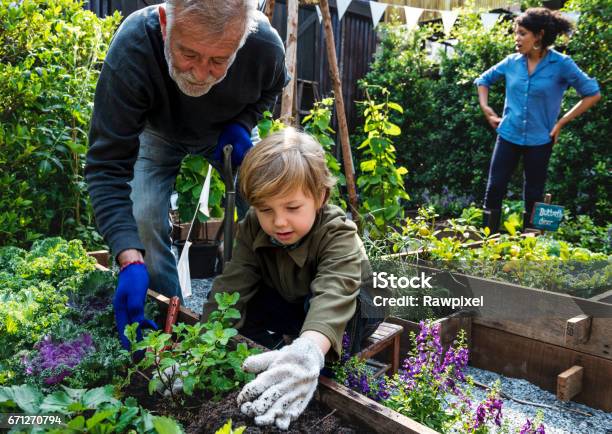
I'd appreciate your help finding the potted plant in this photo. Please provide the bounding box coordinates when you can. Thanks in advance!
[172,155,225,278]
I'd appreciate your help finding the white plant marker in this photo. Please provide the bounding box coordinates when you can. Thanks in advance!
[179,163,213,299]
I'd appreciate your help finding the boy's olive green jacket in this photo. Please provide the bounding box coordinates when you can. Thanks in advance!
[202,204,367,357]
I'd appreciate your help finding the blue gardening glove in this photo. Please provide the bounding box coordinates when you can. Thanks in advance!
[214,123,253,167]
[113,263,158,350]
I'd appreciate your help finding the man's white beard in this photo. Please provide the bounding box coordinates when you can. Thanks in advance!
[163,37,234,97]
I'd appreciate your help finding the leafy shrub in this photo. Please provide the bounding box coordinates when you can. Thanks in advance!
[0,0,120,248]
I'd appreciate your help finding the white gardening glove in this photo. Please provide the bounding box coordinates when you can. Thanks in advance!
[237,336,325,430]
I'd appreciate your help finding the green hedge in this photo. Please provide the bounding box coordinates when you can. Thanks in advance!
[360,0,609,223]
[0,0,120,247]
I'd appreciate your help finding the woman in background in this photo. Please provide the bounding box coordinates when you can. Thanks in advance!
[475,7,601,232]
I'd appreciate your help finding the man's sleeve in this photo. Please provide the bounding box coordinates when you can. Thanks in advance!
[301,221,362,358]
[231,45,289,132]
[85,63,151,257]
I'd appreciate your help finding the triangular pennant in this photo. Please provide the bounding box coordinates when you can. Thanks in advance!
[480,13,500,31]
[404,6,423,31]
[337,0,352,21]
[315,4,322,24]
[440,10,459,36]
[562,11,580,23]
[197,164,213,218]
[369,1,387,28]
[177,240,192,299]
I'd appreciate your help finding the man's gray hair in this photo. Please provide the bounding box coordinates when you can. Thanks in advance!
[165,0,259,46]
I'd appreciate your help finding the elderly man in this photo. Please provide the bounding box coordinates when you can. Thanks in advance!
[85,0,287,349]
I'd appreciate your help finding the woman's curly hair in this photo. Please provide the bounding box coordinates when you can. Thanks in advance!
[515,7,573,48]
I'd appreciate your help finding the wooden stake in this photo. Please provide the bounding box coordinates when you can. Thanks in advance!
[565,314,592,345]
[319,0,360,227]
[280,0,298,124]
[264,0,276,23]
[557,365,584,402]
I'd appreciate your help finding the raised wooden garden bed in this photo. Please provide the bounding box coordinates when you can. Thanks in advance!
[89,252,436,433]
[384,262,612,412]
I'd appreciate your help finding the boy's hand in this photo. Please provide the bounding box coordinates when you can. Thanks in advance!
[237,336,325,430]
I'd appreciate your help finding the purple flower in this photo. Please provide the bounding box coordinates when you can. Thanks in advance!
[23,334,95,385]
[341,332,351,363]
[473,403,487,428]
[520,418,546,434]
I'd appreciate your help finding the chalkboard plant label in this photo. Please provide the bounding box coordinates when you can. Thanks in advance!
[531,203,565,231]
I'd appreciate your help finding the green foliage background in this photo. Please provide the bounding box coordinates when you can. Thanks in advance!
[360,0,610,223]
[0,0,120,247]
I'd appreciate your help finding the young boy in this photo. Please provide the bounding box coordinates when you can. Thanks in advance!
[201,127,384,430]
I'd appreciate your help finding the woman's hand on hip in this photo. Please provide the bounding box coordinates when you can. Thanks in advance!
[482,106,501,129]
[550,122,564,144]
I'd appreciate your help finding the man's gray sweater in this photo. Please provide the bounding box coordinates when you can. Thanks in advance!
[85,6,287,257]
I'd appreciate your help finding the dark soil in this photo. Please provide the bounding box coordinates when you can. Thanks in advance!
[186,390,368,434]
[124,371,371,433]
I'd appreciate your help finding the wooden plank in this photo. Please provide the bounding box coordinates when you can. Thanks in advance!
[87,250,110,268]
[557,365,584,402]
[565,315,592,346]
[317,376,438,434]
[470,324,612,411]
[590,289,612,304]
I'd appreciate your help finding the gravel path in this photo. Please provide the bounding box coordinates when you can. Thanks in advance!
[183,277,214,315]
[463,366,612,433]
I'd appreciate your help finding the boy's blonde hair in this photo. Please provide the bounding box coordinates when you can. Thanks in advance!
[239,127,336,207]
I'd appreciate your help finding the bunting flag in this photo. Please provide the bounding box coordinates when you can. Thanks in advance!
[440,10,459,36]
[562,11,580,23]
[369,1,388,28]
[480,13,500,31]
[337,0,352,21]
[315,4,322,24]
[404,6,423,31]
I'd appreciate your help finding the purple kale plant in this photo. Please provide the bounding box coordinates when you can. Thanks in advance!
[22,333,95,385]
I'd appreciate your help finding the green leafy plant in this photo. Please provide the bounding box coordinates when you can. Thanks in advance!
[0,0,120,248]
[302,98,347,209]
[256,110,287,139]
[554,213,611,254]
[0,384,183,433]
[215,419,246,434]
[175,155,225,223]
[125,292,257,403]
[357,85,409,237]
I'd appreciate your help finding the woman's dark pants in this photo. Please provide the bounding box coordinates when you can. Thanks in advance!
[484,136,553,216]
